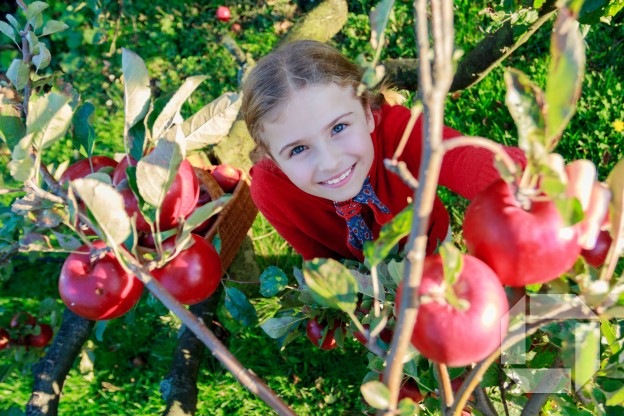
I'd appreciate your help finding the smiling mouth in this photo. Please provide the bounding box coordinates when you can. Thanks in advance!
[321,164,355,185]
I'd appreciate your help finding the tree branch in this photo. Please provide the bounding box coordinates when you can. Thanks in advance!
[161,289,224,416]
[26,309,95,416]
[383,0,558,92]
[473,387,499,416]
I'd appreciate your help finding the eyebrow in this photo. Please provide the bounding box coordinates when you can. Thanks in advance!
[278,112,354,156]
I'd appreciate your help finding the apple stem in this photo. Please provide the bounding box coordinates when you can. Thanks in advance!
[444,284,470,312]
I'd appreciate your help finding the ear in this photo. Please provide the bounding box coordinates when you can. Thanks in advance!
[365,105,375,133]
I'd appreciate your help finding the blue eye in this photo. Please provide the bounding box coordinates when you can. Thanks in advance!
[290,145,306,157]
[332,124,345,134]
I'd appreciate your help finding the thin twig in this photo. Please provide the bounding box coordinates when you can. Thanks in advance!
[435,363,453,410]
[391,102,423,162]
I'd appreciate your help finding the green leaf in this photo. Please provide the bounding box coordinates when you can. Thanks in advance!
[369,0,394,49]
[364,206,412,266]
[504,68,547,157]
[361,380,390,410]
[369,0,394,50]
[7,59,30,91]
[8,133,35,181]
[136,139,183,208]
[26,93,72,150]
[570,322,600,391]
[0,21,16,44]
[40,19,69,37]
[440,243,463,285]
[71,178,131,246]
[224,287,257,326]
[179,195,231,239]
[386,258,405,287]
[122,48,151,131]
[151,75,208,141]
[359,63,386,91]
[94,321,108,342]
[601,318,620,355]
[172,92,241,151]
[259,266,289,297]
[32,43,50,72]
[51,230,82,251]
[26,31,40,55]
[544,10,585,148]
[25,2,48,23]
[72,102,96,156]
[351,269,386,301]
[303,258,358,313]
[6,15,19,30]
[580,0,624,24]
[0,102,26,150]
[397,398,419,416]
[606,384,624,406]
[553,197,584,227]
[260,315,303,339]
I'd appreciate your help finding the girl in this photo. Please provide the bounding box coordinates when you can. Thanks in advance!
[241,40,599,262]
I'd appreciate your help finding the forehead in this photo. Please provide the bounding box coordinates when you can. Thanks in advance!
[266,83,360,125]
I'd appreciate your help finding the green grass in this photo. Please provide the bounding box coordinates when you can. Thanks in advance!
[1,0,623,414]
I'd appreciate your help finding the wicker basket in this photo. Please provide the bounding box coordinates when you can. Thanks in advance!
[194,167,258,271]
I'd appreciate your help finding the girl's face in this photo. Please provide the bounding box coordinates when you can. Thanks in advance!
[262,83,375,202]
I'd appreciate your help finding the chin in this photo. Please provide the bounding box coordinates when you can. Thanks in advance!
[325,179,366,202]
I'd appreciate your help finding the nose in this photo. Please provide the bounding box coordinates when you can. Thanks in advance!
[316,141,342,172]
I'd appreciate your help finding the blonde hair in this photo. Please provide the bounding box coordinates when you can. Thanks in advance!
[241,40,403,161]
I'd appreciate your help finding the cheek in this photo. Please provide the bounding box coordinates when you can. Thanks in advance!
[280,159,315,185]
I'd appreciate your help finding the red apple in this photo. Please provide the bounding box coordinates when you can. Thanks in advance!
[59,240,144,320]
[212,164,241,193]
[0,328,10,350]
[396,254,509,367]
[216,6,231,22]
[581,229,613,268]
[151,234,222,305]
[463,179,581,286]
[60,156,118,184]
[26,324,53,348]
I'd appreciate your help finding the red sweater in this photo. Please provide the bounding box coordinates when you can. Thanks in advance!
[250,104,525,261]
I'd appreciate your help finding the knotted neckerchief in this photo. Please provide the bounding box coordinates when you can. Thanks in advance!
[333,177,391,252]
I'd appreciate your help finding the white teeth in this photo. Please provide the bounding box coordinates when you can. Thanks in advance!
[325,167,352,185]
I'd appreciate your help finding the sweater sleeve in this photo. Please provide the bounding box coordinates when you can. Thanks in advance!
[379,104,526,201]
[438,139,526,200]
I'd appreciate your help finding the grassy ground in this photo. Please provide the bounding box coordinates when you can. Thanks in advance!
[0,0,622,414]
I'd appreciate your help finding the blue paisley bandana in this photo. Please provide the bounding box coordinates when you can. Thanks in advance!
[333,177,391,251]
